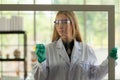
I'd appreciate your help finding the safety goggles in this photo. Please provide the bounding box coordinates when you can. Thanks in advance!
[54,19,71,26]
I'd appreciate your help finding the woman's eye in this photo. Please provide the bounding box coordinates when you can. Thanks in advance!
[54,20,71,25]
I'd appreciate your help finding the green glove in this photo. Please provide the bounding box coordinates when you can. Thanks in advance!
[109,47,118,60]
[35,44,46,63]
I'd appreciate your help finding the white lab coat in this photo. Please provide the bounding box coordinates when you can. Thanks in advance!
[33,38,108,80]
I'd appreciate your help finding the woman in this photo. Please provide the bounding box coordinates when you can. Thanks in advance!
[33,11,117,80]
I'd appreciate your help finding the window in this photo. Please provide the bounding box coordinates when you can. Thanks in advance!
[0,0,120,80]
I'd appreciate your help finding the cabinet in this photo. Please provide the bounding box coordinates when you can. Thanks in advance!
[0,31,27,80]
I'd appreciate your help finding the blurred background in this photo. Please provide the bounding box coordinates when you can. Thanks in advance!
[0,0,120,80]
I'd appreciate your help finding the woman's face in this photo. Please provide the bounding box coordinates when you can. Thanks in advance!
[55,14,73,42]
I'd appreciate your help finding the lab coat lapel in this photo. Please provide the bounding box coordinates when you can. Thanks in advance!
[56,38,70,64]
[71,40,82,64]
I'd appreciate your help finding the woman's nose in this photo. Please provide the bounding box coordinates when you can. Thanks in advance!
[58,23,64,28]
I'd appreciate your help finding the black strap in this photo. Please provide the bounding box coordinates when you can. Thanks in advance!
[62,40,74,58]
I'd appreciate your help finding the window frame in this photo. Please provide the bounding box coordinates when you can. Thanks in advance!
[0,4,115,80]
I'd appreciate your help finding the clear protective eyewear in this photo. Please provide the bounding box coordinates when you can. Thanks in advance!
[54,19,71,27]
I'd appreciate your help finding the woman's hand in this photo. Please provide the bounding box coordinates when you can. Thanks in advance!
[109,47,118,60]
[35,44,46,63]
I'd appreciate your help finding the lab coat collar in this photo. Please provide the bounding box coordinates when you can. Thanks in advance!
[56,38,82,65]
[71,39,82,64]
[56,38,70,64]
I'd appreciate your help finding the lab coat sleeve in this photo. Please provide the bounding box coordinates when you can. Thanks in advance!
[89,59,108,80]
[89,59,117,80]
[32,60,48,80]
[86,45,108,80]
[32,44,50,80]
